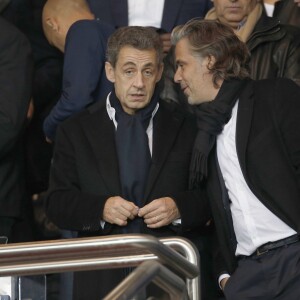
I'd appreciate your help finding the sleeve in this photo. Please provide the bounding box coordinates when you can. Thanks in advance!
[45,123,113,233]
[171,187,212,232]
[43,21,111,140]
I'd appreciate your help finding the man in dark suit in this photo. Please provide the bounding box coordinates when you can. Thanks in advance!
[172,19,300,299]
[45,26,210,299]
[42,0,114,142]
[87,0,212,54]
[0,16,33,241]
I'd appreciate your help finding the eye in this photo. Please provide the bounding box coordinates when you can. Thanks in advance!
[176,63,184,70]
[143,69,153,77]
[124,69,135,77]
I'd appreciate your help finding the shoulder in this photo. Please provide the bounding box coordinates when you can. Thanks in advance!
[67,19,114,40]
[158,100,197,128]
[252,78,300,112]
[0,17,30,49]
[60,100,107,131]
[254,78,299,92]
[253,14,300,41]
[65,19,114,53]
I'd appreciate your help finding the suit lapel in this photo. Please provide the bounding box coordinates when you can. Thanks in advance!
[236,80,254,175]
[161,0,183,32]
[81,105,121,195]
[144,104,184,200]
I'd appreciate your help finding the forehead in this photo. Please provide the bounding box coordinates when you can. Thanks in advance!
[116,46,158,67]
[175,38,194,60]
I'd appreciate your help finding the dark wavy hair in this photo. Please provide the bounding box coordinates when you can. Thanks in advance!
[106,26,163,67]
[171,19,250,87]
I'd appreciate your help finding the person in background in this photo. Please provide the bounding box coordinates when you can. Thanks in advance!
[42,0,114,142]
[205,0,300,84]
[162,0,300,108]
[172,19,300,300]
[0,16,34,242]
[87,0,212,55]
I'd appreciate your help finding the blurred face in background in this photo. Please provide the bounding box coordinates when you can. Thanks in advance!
[213,0,257,29]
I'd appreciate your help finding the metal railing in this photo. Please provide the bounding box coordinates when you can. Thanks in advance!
[0,234,200,299]
[104,260,189,300]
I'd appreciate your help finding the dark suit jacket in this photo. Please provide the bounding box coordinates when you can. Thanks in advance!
[87,0,212,32]
[43,19,114,141]
[0,17,33,219]
[45,99,210,298]
[207,78,300,276]
[46,100,210,235]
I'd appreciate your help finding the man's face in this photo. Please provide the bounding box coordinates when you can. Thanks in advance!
[174,38,216,105]
[213,0,257,28]
[105,46,163,115]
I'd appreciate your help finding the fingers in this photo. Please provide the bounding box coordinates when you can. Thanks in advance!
[139,197,180,228]
[103,196,139,226]
[159,33,172,54]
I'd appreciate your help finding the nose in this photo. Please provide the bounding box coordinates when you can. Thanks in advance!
[174,68,182,83]
[133,72,145,88]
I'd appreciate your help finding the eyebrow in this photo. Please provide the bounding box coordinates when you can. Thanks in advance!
[122,62,155,68]
[176,59,186,65]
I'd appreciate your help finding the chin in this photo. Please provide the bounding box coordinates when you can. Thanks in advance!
[187,96,199,106]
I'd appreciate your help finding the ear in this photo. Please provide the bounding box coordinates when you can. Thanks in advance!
[155,63,164,83]
[207,56,216,70]
[45,17,59,32]
[105,62,116,83]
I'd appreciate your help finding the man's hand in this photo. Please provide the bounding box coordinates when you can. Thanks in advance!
[138,197,180,228]
[220,277,229,290]
[27,98,34,121]
[159,33,172,54]
[103,196,139,226]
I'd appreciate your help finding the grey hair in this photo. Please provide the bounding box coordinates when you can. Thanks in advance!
[171,19,250,87]
[106,26,163,67]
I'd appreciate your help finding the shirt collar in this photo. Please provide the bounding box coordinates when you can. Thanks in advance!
[106,92,160,128]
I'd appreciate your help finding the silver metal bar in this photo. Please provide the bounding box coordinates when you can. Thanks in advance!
[160,237,201,300]
[0,234,200,299]
[104,260,189,300]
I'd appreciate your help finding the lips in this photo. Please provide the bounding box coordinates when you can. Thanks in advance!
[130,93,146,101]
[181,85,188,94]
[226,5,241,10]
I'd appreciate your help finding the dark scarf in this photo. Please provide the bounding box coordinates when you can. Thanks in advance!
[110,88,159,231]
[189,79,248,189]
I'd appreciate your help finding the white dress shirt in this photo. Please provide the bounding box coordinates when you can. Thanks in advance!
[217,101,296,257]
[128,0,165,28]
[106,93,159,154]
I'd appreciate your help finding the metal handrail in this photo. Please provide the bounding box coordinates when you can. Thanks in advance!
[104,260,189,300]
[0,234,200,299]
[161,237,201,299]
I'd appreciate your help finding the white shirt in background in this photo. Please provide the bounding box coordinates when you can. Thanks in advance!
[128,0,165,28]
